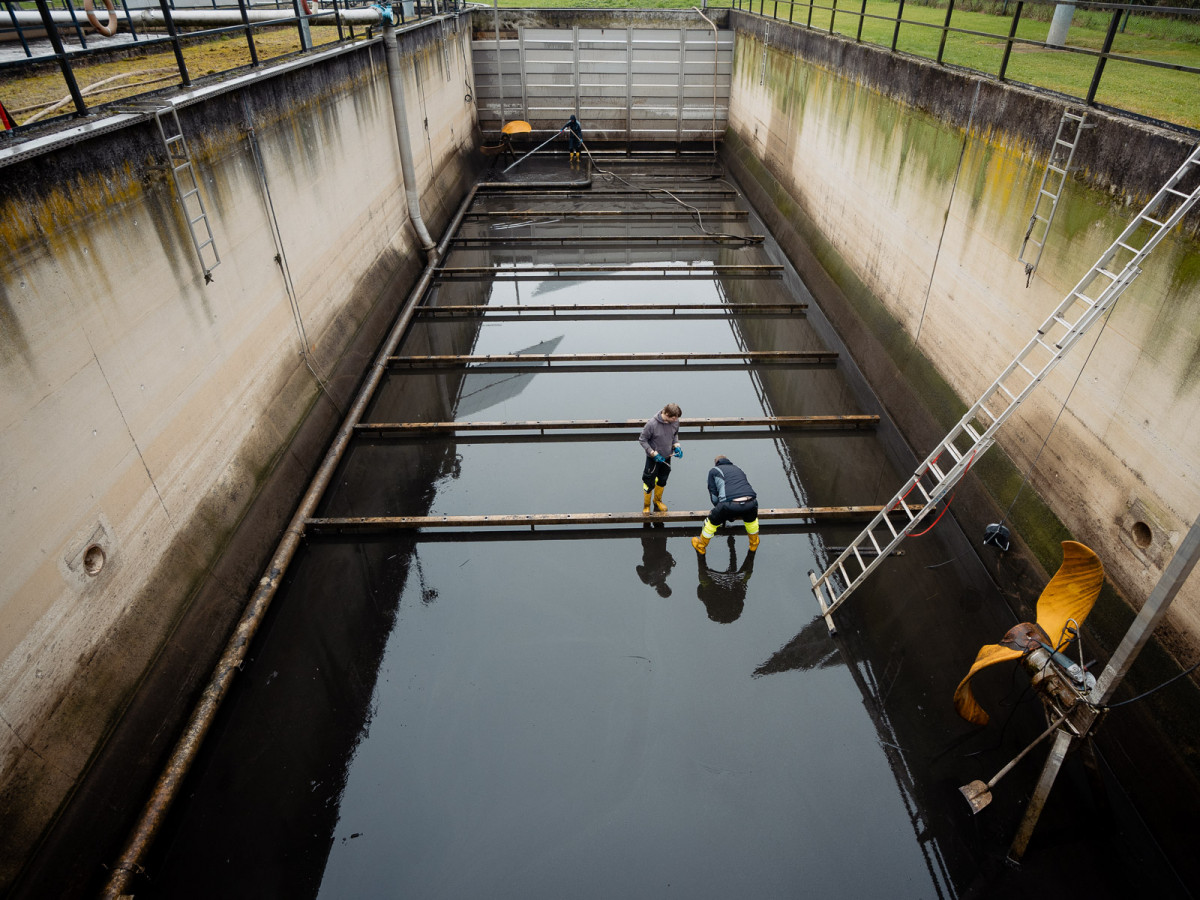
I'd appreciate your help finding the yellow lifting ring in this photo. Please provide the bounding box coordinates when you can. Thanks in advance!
[85,0,119,36]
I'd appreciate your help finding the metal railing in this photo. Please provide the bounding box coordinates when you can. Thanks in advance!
[0,0,463,130]
[733,0,1200,131]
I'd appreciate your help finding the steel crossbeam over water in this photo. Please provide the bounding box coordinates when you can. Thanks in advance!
[810,142,1200,633]
[305,506,924,533]
[463,210,749,220]
[414,303,805,319]
[386,350,838,367]
[449,235,764,247]
[436,264,782,280]
[353,415,879,435]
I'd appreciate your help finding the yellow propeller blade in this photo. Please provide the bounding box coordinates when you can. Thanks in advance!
[1035,540,1104,649]
[953,642,1023,726]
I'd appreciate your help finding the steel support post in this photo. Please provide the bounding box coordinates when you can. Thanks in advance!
[1008,726,1073,860]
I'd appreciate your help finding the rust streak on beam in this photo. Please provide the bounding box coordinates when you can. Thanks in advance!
[354,415,879,434]
[416,303,807,315]
[463,210,749,219]
[385,350,837,367]
[306,506,924,531]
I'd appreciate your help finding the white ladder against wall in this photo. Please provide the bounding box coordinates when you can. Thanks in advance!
[153,106,221,283]
[810,142,1200,634]
[1019,108,1093,284]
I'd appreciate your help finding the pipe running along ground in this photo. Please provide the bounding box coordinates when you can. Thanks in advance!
[99,183,479,900]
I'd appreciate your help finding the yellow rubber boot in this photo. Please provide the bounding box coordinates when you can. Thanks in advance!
[692,519,718,554]
[746,519,760,552]
[653,485,668,513]
[643,491,652,514]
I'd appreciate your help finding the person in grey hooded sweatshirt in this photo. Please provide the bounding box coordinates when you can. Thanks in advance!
[638,403,682,513]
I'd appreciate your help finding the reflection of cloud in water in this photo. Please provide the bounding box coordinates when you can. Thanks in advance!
[753,615,843,677]
[454,335,564,417]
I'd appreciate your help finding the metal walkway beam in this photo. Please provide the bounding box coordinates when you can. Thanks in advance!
[385,350,838,368]
[463,210,748,220]
[415,303,805,319]
[449,235,763,247]
[473,189,739,198]
[306,505,924,532]
[435,264,781,281]
[353,415,879,435]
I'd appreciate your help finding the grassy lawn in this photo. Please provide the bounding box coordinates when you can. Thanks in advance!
[3,2,1197,129]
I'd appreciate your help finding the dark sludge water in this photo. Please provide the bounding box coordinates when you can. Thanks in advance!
[136,164,1190,899]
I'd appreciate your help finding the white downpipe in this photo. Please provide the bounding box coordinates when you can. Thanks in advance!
[382,17,437,257]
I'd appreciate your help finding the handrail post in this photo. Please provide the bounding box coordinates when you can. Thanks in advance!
[891,0,904,50]
[34,0,87,116]
[158,0,191,86]
[936,0,955,64]
[1086,7,1122,105]
[998,0,1023,81]
[856,0,867,41]
[237,0,259,67]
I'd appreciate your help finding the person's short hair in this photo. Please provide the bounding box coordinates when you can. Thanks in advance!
[714,455,728,464]
[663,403,682,418]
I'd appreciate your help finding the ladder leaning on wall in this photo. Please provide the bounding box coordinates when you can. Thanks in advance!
[1018,108,1093,285]
[809,142,1200,634]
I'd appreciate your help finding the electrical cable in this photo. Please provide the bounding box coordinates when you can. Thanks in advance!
[578,141,763,246]
[1096,658,1200,710]
[993,299,1117,534]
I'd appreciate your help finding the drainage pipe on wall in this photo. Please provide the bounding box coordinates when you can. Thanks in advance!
[99,183,479,900]
[383,17,438,260]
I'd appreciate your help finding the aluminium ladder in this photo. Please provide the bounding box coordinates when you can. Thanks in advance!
[810,143,1200,633]
[153,107,220,283]
[1018,109,1092,283]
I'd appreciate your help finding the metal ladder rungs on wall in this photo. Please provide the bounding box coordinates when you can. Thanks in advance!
[810,142,1200,633]
[1019,109,1093,283]
[153,106,220,283]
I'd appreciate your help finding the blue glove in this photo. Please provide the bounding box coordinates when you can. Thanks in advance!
[653,453,666,464]
[673,446,683,459]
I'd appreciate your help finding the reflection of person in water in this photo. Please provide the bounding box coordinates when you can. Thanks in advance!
[636,525,675,597]
[695,535,757,623]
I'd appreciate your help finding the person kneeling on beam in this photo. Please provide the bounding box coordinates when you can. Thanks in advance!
[692,455,760,555]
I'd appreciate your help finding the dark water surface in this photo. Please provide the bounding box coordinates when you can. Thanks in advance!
[140,165,1182,899]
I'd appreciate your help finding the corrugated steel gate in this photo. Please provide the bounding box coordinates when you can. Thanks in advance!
[472,26,733,145]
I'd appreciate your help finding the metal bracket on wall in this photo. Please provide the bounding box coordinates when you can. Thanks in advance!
[1019,108,1093,286]
[152,106,221,283]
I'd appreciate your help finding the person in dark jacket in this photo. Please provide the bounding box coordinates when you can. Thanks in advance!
[692,455,760,555]
[639,403,683,514]
[564,114,583,161]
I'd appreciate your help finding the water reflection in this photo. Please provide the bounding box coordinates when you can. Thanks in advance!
[634,523,676,597]
[694,534,756,624]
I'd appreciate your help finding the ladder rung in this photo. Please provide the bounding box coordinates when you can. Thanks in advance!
[868,531,881,554]
[882,514,898,538]
[1166,188,1191,199]
[927,462,945,482]
[837,561,850,586]
[944,443,963,464]
[1072,291,1096,305]
[1047,164,1066,175]
[1117,241,1143,254]
[963,422,981,442]
[181,189,199,201]
[1055,139,1073,148]
[1143,216,1165,228]
[852,546,865,571]
[994,381,1017,403]
[1016,360,1036,379]
[1063,111,1085,121]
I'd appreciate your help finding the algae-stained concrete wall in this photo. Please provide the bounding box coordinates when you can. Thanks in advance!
[0,20,477,889]
[725,15,1200,645]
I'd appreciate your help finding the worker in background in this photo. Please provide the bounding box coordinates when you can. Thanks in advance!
[692,455,760,555]
[564,114,583,161]
[639,403,683,514]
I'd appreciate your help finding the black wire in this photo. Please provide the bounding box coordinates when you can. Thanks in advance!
[1097,658,1200,710]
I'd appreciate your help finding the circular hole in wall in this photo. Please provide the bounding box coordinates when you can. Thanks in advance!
[83,544,106,576]
[1131,521,1153,550]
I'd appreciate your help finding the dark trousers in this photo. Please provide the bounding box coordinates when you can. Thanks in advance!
[642,456,672,491]
[708,498,758,527]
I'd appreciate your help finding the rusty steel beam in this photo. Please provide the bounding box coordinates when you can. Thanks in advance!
[354,415,879,435]
[474,189,738,198]
[449,234,761,246]
[386,350,838,367]
[305,505,924,532]
[435,264,781,281]
[463,210,749,219]
[415,303,806,317]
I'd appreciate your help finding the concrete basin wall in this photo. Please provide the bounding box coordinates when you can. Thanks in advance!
[724,13,1200,653]
[0,21,477,888]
